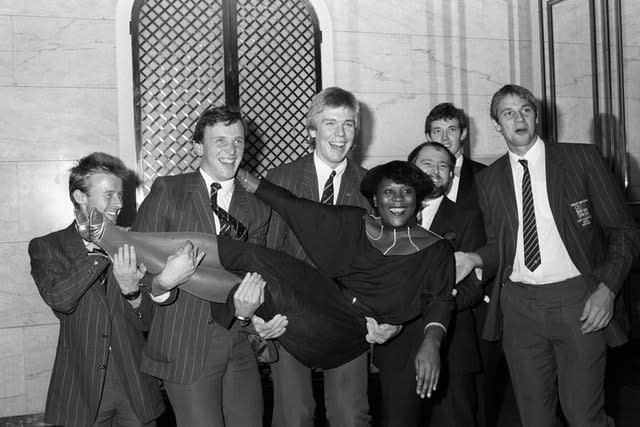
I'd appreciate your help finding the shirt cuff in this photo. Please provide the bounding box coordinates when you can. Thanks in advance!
[424,322,447,335]
[474,267,483,281]
[150,291,171,303]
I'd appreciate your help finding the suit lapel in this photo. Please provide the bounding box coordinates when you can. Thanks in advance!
[545,143,566,238]
[337,160,360,205]
[301,155,319,201]
[187,172,217,234]
[229,181,249,228]
[495,155,518,251]
[61,222,90,259]
[430,198,455,236]
[458,156,474,197]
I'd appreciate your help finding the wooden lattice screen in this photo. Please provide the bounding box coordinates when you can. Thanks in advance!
[131,0,321,195]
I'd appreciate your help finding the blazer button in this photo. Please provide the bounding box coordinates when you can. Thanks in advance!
[98,363,106,370]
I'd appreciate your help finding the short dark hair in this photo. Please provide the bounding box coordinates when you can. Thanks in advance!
[407,142,456,168]
[424,102,468,135]
[306,87,360,132]
[192,105,246,144]
[69,152,129,208]
[360,161,434,216]
[490,84,538,122]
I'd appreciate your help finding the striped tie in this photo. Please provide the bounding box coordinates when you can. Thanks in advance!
[321,170,336,205]
[519,159,541,271]
[210,183,248,241]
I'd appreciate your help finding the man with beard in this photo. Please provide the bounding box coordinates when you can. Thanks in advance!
[372,142,485,427]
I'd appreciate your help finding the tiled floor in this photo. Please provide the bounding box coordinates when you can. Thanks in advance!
[3,340,640,427]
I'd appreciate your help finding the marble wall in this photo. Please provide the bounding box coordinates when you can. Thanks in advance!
[4,0,630,419]
[0,0,119,416]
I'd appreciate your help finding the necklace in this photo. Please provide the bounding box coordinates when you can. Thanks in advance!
[366,222,384,240]
[407,226,420,252]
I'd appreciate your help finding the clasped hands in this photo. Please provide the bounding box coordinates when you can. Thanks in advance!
[233,272,288,339]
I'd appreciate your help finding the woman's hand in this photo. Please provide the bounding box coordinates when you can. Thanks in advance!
[364,317,402,344]
[233,272,265,319]
[236,168,260,194]
[414,333,442,399]
[252,314,288,339]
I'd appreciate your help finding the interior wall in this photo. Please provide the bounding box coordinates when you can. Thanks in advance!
[0,0,542,417]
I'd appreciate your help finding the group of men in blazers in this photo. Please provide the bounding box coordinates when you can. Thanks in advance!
[29,82,638,427]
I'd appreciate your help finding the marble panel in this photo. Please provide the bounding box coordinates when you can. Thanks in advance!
[622,0,640,46]
[550,42,593,98]
[0,52,14,85]
[0,0,117,20]
[334,31,413,94]
[18,161,76,242]
[410,35,534,97]
[548,0,591,44]
[24,324,58,413]
[623,45,640,99]
[13,16,116,87]
[0,15,12,51]
[552,96,595,144]
[0,292,57,330]
[353,92,505,162]
[0,327,25,417]
[0,163,19,242]
[327,0,536,41]
[0,87,118,162]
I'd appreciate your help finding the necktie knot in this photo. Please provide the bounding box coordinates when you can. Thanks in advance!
[518,159,528,169]
[210,182,222,196]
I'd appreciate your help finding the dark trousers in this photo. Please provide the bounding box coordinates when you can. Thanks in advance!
[164,324,262,427]
[429,372,477,427]
[501,276,609,427]
[270,346,370,427]
[93,358,157,427]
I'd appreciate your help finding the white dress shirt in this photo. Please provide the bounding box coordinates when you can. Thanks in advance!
[313,151,347,203]
[508,137,580,284]
[446,155,464,202]
[420,195,445,229]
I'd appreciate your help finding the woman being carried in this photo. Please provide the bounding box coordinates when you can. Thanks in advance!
[82,161,455,395]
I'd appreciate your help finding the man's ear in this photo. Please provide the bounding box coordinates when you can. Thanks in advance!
[425,133,433,142]
[308,128,317,140]
[460,128,468,141]
[492,120,502,133]
[193,141,203,156]
[72,189,87,207]
[372,195,378,208]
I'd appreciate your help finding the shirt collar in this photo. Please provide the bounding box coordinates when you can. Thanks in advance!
[508,136,544,168]
[313,151,347,182]
[454,155,463,168]
[199,168,235,196]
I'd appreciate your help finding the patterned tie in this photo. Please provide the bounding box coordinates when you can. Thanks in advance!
[321,170,336,205]
[210,183,248,241]
[519,159,541,271]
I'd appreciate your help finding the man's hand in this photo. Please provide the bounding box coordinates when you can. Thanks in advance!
[152,240,205,295]
[364,317,402,344]
[252,314,288,339]
[454,251,482,284]
[580,282,615,334]
[113,244,146,294]
[233,272,265,319]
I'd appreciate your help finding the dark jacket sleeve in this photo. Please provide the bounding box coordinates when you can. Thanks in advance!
[452,208,486,311]
[421,241,455,331]
[29,237,110,315]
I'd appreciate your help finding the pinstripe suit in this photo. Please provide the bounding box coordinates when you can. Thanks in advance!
[266,153,372,427]
[475,141,640,426]
[29,223,164,427]
[133,171,270,425]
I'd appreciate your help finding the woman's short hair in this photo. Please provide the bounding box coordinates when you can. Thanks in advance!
[360,160,434,214]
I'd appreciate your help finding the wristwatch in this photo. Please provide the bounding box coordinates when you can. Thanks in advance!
[235,313,253,326]
[122,288,141,301]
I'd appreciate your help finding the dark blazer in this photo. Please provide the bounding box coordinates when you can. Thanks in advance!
[266,153,370,262]
[133,171,270,384]
[475,142,640,346]
[456,155,486,208]
[374,197,484,373]
[29,223,164,427]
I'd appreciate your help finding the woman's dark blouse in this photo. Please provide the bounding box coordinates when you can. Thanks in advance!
[221,179,455,368]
